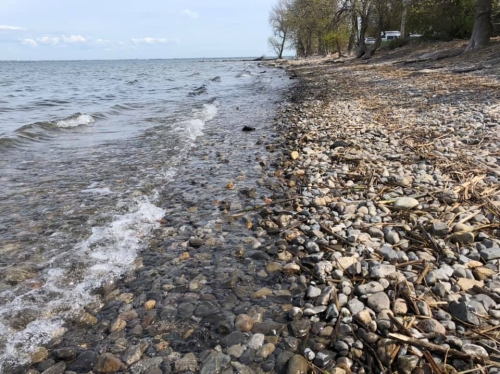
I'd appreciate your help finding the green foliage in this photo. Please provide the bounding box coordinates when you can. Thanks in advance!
[407,0,476,40]
[380,37,411,50]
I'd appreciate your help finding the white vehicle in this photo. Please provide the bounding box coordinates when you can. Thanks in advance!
[364,37,376,45]
[381,31,401,41]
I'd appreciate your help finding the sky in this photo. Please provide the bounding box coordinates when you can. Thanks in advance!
[0,0,278,60]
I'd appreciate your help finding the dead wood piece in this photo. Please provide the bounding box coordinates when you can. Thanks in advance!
[452,66,485,74]
[388,333,495,364]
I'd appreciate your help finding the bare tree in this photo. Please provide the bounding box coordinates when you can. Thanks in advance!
[467,0,493,51]
[269,0,291,58]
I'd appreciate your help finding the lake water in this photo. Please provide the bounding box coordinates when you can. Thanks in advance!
[0,59,289,370]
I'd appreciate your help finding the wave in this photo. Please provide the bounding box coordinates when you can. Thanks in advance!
[187,85,207,97]
[0,113,96,151]
[174,102,218,142]
[0,198,165,370]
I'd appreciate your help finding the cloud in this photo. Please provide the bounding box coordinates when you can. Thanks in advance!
[62,35,86,43]
[182,9,199,20]
[22,38,38,47]
[131,37,176,45]
[0,25,24,31]
[37,36,60,45]
[95,38,111,45]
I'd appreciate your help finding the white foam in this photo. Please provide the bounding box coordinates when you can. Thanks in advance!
[81,187,113,194]
[0,198,165,370]
[55,114,95,128]
[174,103,218,142]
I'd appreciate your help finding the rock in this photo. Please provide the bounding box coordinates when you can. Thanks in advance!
[41,362,66,374]
[367,292,391,312]
[31,347,49,364]
[122,341,149,366]
[235,314,254,332]
[188,237,203,247]
[392,299,408,315]
[370,264,396,278]
[306,285,322,298]
[431,222,449,237]
[130,358,164,374]
[248,333,265,350]
[451,231,475,244]
[290,319,311,338]
[347,299,365,315]
[448,301,481,326]
[397,355,419,374]
[368,227,384,238]
[480,247,500,261]
[175,353,198,373]
[453,223,473,232]
[96,353,125,373]
[393,197,419,210]
[221,331,247,347]
[257,343,276,359]
[303,305,327,316]
[417,319,446,335]
[357,282,384,295]
[462,344,489,358]
[68,351,98,372]
[386,231,400,245]
[110,317,126,332]
[231,362,255,374]
[252,321,286,335]
[291,151,299,160]
[287,354,309,374]
[457,278,484,291]
[200,352,230,374]
[242,126,256,131]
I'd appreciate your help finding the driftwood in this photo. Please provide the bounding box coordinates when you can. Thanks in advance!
[452,65,485,74]
[388,333,497,364]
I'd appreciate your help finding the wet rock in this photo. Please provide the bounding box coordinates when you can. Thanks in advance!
[130,358,164,374]
[235,314,254,332]
[287,354,309,374]
[175,353,198,373]
[96,353,125,373]
[122,341,149,366]
[200,352,230,374]
[221,331,247,348]
[68,351,98,372]
[290,319,311,338]
[248,333,265,350]
[41,362,66,374]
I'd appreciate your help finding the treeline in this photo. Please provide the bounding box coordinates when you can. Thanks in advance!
[268,0,500,58]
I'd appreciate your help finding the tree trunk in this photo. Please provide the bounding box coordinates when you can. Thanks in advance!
[278,31,287,59]
[400,0,408,38]
[467,0,493,51]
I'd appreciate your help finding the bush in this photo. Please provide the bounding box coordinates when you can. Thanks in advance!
[380,38,411,51]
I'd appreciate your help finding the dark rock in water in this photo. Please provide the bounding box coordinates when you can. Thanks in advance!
[67,350,98,372]
[200,352,231,374]
[221,331,247,348]
[239,348,256,365]
[242,126,256,132]
[40,361,66,374]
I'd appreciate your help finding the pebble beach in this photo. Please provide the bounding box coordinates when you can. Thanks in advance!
[18,40,500,374]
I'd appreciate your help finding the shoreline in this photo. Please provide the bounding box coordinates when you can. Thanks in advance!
[17,42,500,374]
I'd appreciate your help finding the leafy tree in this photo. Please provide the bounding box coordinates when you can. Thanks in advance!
[269,0,291,58]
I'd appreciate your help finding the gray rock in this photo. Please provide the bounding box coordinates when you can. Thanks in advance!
[68,350,98,372]
[393,197,419,210]
[448,301,481,326]
[462,344,489,358]
[480,247,500,261]
[231,362,255,374]
[307,285,322,299]
[367,292,391,312]
[397,355,419,374]
[41,362,66,374]
[221,331,247,348]
[290,319,311,338]
[347,299,365,315]
[252,321,286,335]
[386,231,400,245]
[431,222,449,238]
[247,333,265,350]
[200,352,230,374]
[130,358,164,374]
[378,245,398,261]
[371,264,396,278]
[175,353,198,373]
[417,318,446,335]
[303,305,327,316]
[357,282,384,295]
[368,227,384,238]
